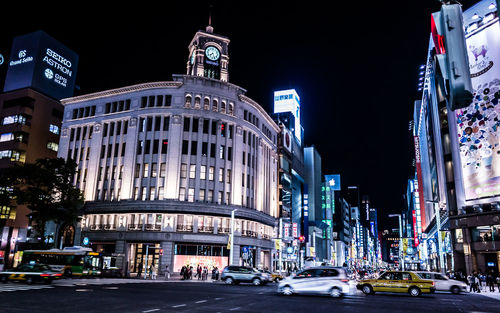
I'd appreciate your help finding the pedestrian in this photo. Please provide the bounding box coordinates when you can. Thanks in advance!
[151,266,157,280]
[197,265,202,280]
[467,274,475,293]
[189,266,193,279]
[165,265,170,280]
[475,274,481,293]
[203,266,208,280]
[487,271,495,292]
[496,275,500,293]
[180,266,186,280]
[215,267,219,280]
[138,263,143,279]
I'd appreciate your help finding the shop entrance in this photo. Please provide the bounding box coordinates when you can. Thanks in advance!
[484,253,499,275]
[128,243,160,278]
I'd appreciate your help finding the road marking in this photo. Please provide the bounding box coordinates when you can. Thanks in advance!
[75,289,93,292]
[172,304,186,308]
[143,309,160,313]
[229,307,240,311]
[103,286,119,290]
[195,300,208,303]
[215,297,223,300]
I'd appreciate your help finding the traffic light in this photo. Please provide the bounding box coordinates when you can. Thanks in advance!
[159,248,164,256]
[298,235,305,243]
[431,3,473,110]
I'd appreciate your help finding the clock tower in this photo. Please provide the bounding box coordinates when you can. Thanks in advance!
[186,21,230,82]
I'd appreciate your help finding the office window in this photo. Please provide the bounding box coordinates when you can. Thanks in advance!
[153,139,159,154]
[183,117,190,132]
[210,143,216,158]
[135,164,141,178]
[182,140,189,155]
[202,142,208,156]
[158,187,164,200]
[142,187,147,201]
[160,163,166,178]
[162,139,168,154]
[207,190,213,202]
[179,188,186,201]
[199,189,205,201]
[219,168,224,182]
[209,166,214,181]
[203,119,209,134]
[163,116,170,131]
[200,165,206,180]
[189,165,196,179]
[188,188,195,202]
[143,163,149,177]
[137,141,143,155]
[150,187,155,200]
[151,163,157,178]
[226,169,231,184]
[218,191,223,204]
[219,145,225,159]
[49,124,60,135]
[180,163,187,178]
[192,118,199,132]
[227,147,232,161]
[191,141,197,155]
[47,142,58,152]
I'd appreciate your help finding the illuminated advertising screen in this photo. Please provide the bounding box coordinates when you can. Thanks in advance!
[3,30,78,100]
[173,255,228,273]
[274,89,301,145]
[456,20,500,200]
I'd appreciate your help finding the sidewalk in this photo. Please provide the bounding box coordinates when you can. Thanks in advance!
[470,287,500,301]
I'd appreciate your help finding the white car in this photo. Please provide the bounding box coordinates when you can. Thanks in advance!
[277,266,350,298]
[415,271,467,294]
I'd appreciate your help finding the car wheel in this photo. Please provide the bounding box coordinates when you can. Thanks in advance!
[330,287,342,298]
[282,285,293,296]
[409,286,421,297]
[252,278,261,286]
[450,286,461,294]
[224,277,234,285]
[0,276,8,283]
[362,284,373,295]
[26,277,34,285]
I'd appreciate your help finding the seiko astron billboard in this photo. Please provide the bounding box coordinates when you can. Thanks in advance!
[3,30,78,100]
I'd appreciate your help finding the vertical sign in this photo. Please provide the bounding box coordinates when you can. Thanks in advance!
[284,223,290,239]
[302,184,309,242]
[292,223,298,238]
[414,135,427,230]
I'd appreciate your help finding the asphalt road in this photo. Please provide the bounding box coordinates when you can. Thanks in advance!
[0,280,499,313]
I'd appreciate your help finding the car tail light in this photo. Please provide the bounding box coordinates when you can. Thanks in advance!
[52,273,62,277]
[432,281,435,286]
[40,274,50,277]
[341,279,349,283]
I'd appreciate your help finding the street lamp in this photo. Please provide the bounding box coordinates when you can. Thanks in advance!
[229,209,237,266]
[388,214,404,271]
[426,200,446,274]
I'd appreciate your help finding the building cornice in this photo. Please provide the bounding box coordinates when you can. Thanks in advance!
[60,81,183,105]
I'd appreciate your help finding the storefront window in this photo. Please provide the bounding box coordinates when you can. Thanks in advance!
[471,225,500,242]
[455,229,463,243]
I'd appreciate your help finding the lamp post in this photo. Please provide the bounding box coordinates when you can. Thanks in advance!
[388,214,404,271]
[229,209,237,266]
[426,200,445,274]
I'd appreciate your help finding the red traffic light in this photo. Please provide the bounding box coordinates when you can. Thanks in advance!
[298,235,305,242]
[159,248,164,256]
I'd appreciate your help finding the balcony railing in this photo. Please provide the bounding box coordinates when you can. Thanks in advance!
[145,224,161,231]
[199,226,214,233]
[218,227,230,234]
[128,224,141,231]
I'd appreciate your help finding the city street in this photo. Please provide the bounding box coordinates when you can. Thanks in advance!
[0,279,499,313]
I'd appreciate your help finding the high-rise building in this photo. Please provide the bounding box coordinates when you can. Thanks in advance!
[0,30,78,267]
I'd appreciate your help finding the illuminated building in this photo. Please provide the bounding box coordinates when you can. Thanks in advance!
[58,24,279,275]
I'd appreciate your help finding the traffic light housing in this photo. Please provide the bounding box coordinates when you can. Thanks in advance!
[298,235,305,243]
[431,4,473,110]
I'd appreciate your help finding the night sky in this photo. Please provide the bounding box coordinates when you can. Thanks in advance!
[0,1,482,231]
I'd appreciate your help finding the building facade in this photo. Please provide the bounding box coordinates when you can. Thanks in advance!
[58,25,280,275]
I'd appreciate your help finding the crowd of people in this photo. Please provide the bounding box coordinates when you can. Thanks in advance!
[464,271,500,293]
[179,265,220,281]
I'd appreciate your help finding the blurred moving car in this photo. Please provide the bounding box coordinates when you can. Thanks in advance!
[100,267,123,278]
[260,269,283,282]
[277,266,350,298]
[414,271,467,294]
[0,264,63,284]
[357,271,435,297]
[221,266,269,285]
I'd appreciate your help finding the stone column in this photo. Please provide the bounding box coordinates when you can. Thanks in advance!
[463,228,475,274]
[115,240,127,276]
[160,241,175,276]
[256,246,261,269]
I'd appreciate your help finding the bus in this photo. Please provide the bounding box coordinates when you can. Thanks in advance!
[21,246,102,277]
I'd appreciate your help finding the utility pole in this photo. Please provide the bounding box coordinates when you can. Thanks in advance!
[229,209,237,265]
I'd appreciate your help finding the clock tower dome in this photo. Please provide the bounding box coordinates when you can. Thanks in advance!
[186,21,230,82]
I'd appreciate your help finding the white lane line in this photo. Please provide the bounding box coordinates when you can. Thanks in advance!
[195,300,208,303]
[75,289,93,292]
[229,307,240,311]
[102,286,119,290]
[143,309,160,313]
[172,304,186,308]
[215,297,223,300]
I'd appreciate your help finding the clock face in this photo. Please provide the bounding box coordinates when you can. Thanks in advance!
[205,46,220,61]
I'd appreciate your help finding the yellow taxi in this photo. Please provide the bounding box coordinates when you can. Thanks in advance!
[356,271,435,297]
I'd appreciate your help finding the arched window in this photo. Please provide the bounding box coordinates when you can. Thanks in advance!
[203,98,210,110]
[228,102,234,115]
[185,95,192,108]
[212,99,218,112]
[221,101,226,113]
[195,96,201,109]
